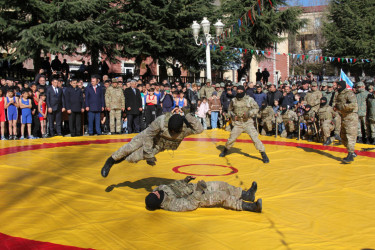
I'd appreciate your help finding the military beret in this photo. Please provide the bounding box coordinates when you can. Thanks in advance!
[321,82,327,87]
[356,82,365,87]
[327,83,333,87]
[311,82,318,87]
[220,82,225,87]
[215,83,220,88]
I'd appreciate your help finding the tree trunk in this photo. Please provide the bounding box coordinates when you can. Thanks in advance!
[91,48,99,74]
[33,48,42,74]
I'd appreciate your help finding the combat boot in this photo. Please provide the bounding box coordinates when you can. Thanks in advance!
[101,156,116,177]
[219,148,228,157]
[286,133,293,139]
[334,134,341,141]
[241,181,257,202]
[242,199,262,213]
[323,137,332,146]
[260,152,270,163]
[342,152,355,163]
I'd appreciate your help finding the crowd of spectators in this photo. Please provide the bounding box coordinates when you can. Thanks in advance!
[0,64,374,145]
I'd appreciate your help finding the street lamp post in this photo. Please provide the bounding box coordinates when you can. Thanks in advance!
[192,17,224,82]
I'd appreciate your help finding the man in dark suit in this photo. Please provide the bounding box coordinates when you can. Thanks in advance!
[85,75,105,135]
[46,77,65,136]
[64,79,85,136]
[124,79,143,133]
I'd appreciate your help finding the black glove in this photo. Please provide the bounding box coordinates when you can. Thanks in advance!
[184,176,196,183]
[146,158,156,166]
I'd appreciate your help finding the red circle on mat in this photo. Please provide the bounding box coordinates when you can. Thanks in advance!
[172,164,238,177]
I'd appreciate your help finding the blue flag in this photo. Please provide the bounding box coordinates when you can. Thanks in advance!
[340,69,353,90]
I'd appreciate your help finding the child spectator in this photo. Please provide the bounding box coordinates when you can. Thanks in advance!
[145,87,157,126]
[175,91,188,108]
[0,89,5,140]
[208,91,221,129]
[5,88,19,140]
[196,97,209,129]
[19,90,33,139]
[38,93,48,138]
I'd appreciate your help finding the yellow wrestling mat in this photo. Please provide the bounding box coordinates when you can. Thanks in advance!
[0,130,374,249]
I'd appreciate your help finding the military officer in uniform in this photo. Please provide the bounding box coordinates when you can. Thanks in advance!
[145,176,262,213]
[355,82,370,143]
[305,81,322,113]
[101,109,204,177]
[219,85,269,163]
[335,81,359,163]
[368,92,375,144]
[317,97,336,146]
[105,78,125,134]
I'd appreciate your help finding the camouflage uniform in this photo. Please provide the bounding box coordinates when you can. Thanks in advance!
[317,104,336,142]
[335,89,358,153]
[331,91,341,135]
[303,109,317,136]
[105,85,125,133]
[155,180,243,212]
[282,109,298,135]
[224,95,265,152]
[259,106,275,135]
[111,113,203,162]
[355,86,370,139]
[199,84,215,99]
[305,85,322,113]
[368,94,375,142]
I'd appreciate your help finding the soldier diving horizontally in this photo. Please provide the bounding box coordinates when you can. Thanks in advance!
[101,108,204,177]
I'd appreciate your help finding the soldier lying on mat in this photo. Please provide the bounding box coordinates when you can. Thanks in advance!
[145,176,262,213]
[101,108,204,178]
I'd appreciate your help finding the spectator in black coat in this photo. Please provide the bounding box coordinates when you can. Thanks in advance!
[64,79,85,136]
[280,85,295,108]
[262,68,270,85]
[46,77,65,136]
[124,80,143,133]
[220,86,236,113]
[266,84,282,107]
[256,69,263,84]
[85,75,105,135]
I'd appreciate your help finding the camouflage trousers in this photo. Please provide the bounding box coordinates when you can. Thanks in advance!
[321,120,334,142]
[370,120,375,138]
[225,120,265,152]
[110,109,122,133]
[306,122,316,135]
[111,133,158,162]
[333,113,341,135]
[340,113,358,153]
[284,121,296,133]
[357,116,370,138]
[164,181,243,212]
[261,120,273,134]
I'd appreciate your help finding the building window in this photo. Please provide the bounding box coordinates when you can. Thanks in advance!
[314,18,321,28]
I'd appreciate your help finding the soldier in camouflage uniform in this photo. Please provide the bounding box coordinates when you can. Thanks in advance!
[305,82,323,113]
[145,176,262,213]
[330,85,342,141]
[325,83,335,106]
[317,97,336,146]
[258,102,275,136]
[101,111,204,177]
[368,93,375,145]
[280,104,298,139]
[105,78,125,134]
[199,79,215,99]
[334,81,359,163]
[219,86,269,163]
[355,82,370,143]
[302,104,317,141]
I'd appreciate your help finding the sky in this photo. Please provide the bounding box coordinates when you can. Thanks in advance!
[286,0,329,6]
